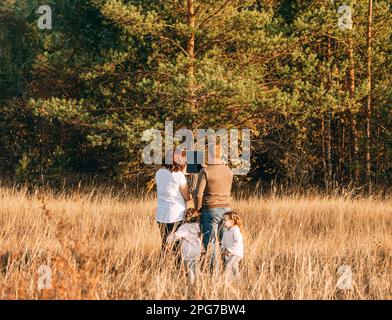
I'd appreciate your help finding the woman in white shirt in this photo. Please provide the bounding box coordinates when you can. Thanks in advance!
[155,149,192,253]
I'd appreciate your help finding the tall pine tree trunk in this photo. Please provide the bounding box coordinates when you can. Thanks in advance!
[322,118,327,188]
[187,0,196,113]
[365,0,373,192]
[325,109,333,190]
[347,37,360,184]
[325,36,333,191]
[338,118,345,183]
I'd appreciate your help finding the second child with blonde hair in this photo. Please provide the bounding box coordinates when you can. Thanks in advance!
[221,211,244,280]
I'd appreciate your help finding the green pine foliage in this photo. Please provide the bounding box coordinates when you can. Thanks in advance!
[0,0,391,189]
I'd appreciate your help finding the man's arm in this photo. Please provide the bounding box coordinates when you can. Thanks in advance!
[194,169,207,211]
[179,172,192,201]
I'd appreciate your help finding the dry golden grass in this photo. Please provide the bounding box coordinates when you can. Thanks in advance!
[0,186,391,299]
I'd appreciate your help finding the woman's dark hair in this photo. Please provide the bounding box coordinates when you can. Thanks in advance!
[163,148,186,172]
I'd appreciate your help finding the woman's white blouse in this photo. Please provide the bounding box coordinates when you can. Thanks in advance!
[155,168,187,223]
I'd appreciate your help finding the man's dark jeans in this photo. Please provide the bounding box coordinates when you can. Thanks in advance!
[200,207,231,273]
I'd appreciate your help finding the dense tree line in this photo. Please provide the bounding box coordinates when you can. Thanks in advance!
[0,0,391,191]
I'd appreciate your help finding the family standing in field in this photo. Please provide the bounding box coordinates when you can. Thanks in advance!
[155,143,244,284]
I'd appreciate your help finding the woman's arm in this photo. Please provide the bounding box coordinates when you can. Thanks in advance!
[180,183,192,201]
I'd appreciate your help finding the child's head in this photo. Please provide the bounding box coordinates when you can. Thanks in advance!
[223,211,243,231]
[183,208,200,224]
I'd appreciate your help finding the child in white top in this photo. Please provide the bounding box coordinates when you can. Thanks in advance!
[167,208,202,284]
[221,211,244,280]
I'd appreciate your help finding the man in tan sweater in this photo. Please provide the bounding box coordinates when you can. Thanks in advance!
[194,142,233,273]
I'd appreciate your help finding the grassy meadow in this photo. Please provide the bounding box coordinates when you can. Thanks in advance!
[0,186,391,299]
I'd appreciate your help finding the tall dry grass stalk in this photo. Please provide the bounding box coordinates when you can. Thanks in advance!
[0,186,391,299]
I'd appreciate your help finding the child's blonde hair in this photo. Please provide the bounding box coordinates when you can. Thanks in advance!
[223,211,243,232]
[183,208,200,224]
